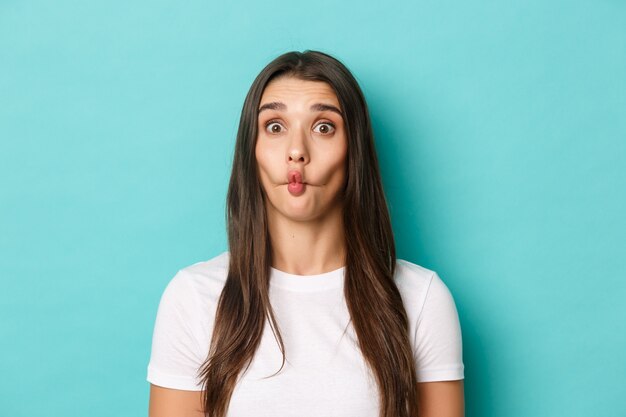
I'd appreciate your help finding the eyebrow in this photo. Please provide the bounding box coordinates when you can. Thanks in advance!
[258,101,343,117]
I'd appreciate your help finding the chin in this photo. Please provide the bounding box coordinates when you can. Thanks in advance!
[280,201,326,222]
[282,206,318,222]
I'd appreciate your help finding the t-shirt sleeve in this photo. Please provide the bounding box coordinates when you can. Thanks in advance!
[147,270,206,391]
[413,272,464,382]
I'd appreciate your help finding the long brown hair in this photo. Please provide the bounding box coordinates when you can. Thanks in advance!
[199,50,420,417]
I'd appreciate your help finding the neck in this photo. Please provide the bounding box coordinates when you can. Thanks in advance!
[266,204,346,275]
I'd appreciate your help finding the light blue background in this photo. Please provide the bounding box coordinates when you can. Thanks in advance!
[1,1,624,416]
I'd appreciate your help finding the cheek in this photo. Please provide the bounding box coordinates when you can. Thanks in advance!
[255,141,268,171]
[255,143,278,186]
[328,142,348,176]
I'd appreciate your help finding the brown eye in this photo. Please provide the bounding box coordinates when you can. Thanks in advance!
[265,121,284,134]
[313,122,335,135]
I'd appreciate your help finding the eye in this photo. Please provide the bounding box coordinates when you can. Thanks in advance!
[264,120,284,134]
[313,122,336,135]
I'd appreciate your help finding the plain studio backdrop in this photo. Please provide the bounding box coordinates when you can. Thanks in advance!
[0,1,624,416]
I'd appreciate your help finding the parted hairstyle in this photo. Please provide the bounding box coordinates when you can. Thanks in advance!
[198,50,420,417]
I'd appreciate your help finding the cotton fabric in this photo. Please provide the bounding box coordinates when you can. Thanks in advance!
[147,251,464,416]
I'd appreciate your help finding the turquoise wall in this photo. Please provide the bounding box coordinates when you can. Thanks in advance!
[1,1,624,415]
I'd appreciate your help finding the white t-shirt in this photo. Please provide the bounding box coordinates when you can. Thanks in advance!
[147,251,463,416]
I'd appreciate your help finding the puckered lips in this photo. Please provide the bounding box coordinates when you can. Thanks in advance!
[287,169,305,196]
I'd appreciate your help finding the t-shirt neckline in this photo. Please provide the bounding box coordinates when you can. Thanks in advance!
[269,265,345,292]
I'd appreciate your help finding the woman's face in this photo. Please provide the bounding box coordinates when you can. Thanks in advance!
[255,76,348,223]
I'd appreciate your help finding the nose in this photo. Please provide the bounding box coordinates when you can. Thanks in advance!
[286,127,309,165]
[288,149,306,163]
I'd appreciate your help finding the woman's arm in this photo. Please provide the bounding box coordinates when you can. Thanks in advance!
[417,380,465,417]
[148,384,205,417]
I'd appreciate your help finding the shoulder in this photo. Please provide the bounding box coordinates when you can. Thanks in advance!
[147,251,230,391]
[178,250,230,280]
[172,251,230,292]
[393,258,437,306]
[394,258,437,290]
[395,260,464,381]
[149,251,230,356]
[158,251,230,318]
[393,258,457,323]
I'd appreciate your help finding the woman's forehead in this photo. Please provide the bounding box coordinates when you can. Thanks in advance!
[260,76,340,107]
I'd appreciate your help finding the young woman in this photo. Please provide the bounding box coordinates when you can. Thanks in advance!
[147,50,464,417]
